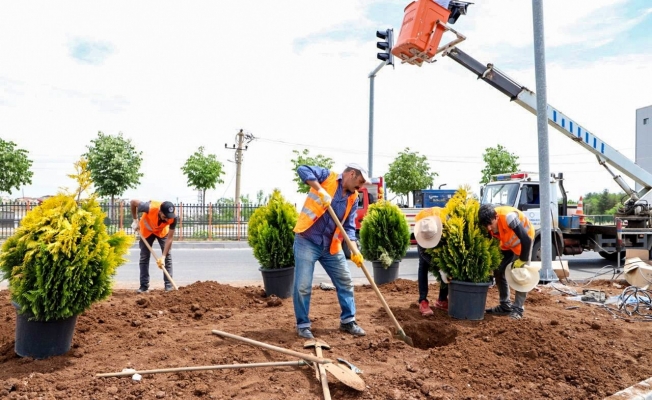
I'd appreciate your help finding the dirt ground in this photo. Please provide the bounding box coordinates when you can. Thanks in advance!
[0,277,651,400]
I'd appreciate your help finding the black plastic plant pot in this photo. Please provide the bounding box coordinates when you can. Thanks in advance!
[447,280,491,320]
[372,261,400,285]
[259,266,295,298]
[12,302,78,359]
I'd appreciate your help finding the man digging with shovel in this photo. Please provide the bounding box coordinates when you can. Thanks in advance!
[130,199,177,293]
[292,164,370,339]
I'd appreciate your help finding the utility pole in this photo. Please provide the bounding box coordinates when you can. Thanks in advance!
[225,129,255,240]
[532,0,557,283]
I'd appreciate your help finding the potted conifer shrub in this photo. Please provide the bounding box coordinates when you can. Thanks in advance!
[0,160,133,359]
[427,186,502,320]
[247,189,297,298]
[359,200,411,285]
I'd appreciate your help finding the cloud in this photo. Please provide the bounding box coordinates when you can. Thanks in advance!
[68,38,114,65]
[0,0,649,207]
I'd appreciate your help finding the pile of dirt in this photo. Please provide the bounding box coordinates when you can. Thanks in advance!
[1,278,650,399]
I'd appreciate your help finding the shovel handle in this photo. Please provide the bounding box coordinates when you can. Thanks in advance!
[141,236,178,290]
[326,205,408,338]
[212,330,332,364]
[96,360,307,377]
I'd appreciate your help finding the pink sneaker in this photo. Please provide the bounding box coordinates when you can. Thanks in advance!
[419,300,434,316]
[434,300,448,311]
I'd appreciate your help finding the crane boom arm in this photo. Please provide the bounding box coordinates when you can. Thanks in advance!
[443,47,652,191]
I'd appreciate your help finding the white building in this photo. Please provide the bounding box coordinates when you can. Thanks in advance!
[635,105,652,191]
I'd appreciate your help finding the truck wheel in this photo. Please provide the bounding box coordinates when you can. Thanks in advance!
[598,250,625,261]
[532,238,559,262]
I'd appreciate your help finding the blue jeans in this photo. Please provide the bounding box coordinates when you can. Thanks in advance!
[293,234,356,329]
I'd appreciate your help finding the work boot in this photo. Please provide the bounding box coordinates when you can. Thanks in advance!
[434,300,449,311]
[297,327,314,339]
[509,310,523,320]
[164,284,174,292]
[485,303,512,315]
[419,300,434,316]
[340,321,366,337]
[136,286,149,294]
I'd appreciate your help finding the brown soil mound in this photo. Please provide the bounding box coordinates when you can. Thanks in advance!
[1,279,650,399]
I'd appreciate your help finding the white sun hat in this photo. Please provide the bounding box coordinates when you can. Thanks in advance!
[414,215,443,249]
[505,262,541,292]
[624,257,652,289]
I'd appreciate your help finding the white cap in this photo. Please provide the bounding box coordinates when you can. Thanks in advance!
[345,163,370,183]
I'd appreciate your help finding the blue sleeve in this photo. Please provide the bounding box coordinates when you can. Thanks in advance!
[343,198,358,239]
[297,165,330,184]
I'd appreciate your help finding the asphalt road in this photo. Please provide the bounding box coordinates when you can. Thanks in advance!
[0,243,624,291]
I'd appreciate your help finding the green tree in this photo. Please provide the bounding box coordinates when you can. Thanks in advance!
[290,149,334,194]
[84,131,143,217]
[0,138,33,195]
[385,147,437,205]
[480,144,520,184]
[181,146,225,205]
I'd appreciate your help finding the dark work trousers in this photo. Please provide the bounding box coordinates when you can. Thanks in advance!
[417,245,448,303]
[493,245,532,315]
[139,234,173,289]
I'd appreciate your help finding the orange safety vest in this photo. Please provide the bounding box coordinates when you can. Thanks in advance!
[139,200,174,238]
[490,206,534,256]
[294,172,357,254]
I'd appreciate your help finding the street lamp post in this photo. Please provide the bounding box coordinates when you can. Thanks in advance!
[368,61,387,177]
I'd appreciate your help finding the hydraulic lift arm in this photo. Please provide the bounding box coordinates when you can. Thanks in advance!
[443,46,652,199]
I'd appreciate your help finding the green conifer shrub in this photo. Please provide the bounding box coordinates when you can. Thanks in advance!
[0,194,134,321]
[359,200,410,268]
[247,189,297,270]
[427,186,502,283]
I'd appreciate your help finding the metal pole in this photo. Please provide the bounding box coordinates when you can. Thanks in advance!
[532,0,557,282]
[368,61,386,177]
[235,129,244,240]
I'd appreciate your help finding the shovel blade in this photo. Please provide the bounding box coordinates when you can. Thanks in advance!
[397,330,414,347]
[323,363,366,391]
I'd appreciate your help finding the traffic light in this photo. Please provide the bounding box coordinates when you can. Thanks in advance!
[376,29,394,66]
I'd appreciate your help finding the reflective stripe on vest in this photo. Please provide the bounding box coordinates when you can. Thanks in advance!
[139,200,173,238]
[294,172,357,254]
[493,206,534,256]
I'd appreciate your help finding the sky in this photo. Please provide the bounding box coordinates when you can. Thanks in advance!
[1,0,651,207]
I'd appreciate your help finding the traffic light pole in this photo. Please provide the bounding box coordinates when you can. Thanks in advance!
[367,61,387,177]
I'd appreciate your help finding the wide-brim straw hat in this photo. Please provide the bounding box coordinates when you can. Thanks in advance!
[414,215,443,248]
[506,263,541,292]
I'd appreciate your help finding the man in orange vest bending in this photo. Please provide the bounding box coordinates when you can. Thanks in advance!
[130,200,177,293]
[479,204,535,320]
[293,163,369,339]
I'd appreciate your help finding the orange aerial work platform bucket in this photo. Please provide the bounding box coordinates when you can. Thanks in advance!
[392,0,465,66]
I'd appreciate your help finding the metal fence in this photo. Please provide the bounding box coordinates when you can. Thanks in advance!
[0,201,263,241]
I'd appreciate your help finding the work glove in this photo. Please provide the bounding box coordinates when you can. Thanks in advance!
[351,253,364,268]
[131,220,139,231]
[512,259,527,269]
[156,257,164,269]
[317,188,332,207]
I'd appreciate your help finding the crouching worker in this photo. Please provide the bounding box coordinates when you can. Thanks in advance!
[414,207,448,316]
[292,164,370,339]
[479,204,538,320]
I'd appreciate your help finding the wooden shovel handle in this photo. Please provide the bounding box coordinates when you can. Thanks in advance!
[326,205,407,337]
[97,360,307,377]
[141,236,178,290]
[212,330,332,364]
